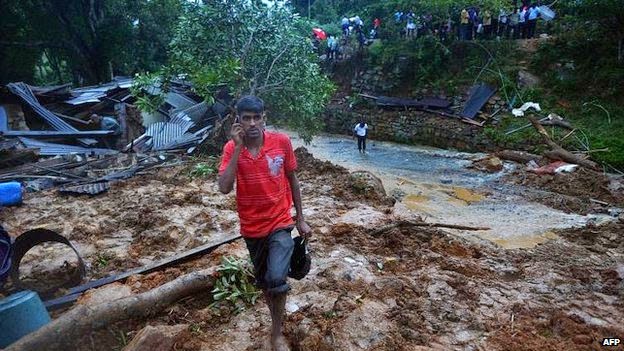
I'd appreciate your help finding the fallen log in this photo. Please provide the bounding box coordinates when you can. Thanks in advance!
[496,150,541,164]
[6,268,216,351]
[540,119,573,130]
[528,115,599,170]
[370,220,490,236]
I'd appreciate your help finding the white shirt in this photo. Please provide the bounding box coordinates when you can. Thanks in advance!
[354,123,368,137]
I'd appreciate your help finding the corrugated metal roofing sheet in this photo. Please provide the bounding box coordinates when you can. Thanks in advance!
[18,137,117,156]
[145,122,189,150]
[7,83,97,146]
[65,92,107,105]
[66,77,133,105]
[59,182,110,195]
[130,111,205,152]
[171,102,208,123]
[166,92,196,110]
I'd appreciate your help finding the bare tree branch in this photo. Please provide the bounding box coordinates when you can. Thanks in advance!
[256,78,289,93]
[263,47,289,89]
[240,30,255,65]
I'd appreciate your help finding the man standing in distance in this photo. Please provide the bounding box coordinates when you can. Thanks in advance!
[353,119,369,153]
[218,96,311,351]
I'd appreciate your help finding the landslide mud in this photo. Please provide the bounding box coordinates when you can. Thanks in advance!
[0,150,622,351]
[504,167,624,215]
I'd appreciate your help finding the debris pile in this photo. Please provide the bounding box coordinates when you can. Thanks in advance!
[0,77,229,194]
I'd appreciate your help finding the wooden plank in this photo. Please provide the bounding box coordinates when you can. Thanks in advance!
[2,130,113,138]
[44,233,242,310]
[53,112,91,126]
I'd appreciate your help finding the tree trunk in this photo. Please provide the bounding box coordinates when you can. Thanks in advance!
[41,0,108,84]
[496,150,541,164]
[528,115,599,170]
[6,268,216,351]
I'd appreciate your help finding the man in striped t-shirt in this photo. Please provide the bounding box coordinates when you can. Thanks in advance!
[218,95,311,351]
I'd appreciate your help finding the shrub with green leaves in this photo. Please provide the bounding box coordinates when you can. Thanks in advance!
[188,157,219,179]
[210,256,261,314]
[168,0,335,143]
[129,72,166,114]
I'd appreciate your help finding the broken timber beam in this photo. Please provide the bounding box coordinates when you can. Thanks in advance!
[528,115,599,170]
[1,130,114,138]
[6,268,217,351]
[495,150,541,164]
[44,234,241,310]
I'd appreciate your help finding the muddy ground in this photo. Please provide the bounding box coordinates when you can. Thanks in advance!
[503,167,624,215]
[0,148,622,351]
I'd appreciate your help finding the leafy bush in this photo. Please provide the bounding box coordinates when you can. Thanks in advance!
[129,72,166,114]
[189,163,215,179]
[210,256,261,314]
[168,0,336,143]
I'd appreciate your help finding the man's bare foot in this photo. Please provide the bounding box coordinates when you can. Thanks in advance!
[271,334,290,351]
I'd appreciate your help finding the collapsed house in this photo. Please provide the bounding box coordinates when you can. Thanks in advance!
[0,77,230,193]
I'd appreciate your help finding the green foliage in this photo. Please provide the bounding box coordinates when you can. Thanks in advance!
[129,72,166,114]
[310,0,339,26]
[168,0,335,142]
[210,256,261,314]
[531,0,624,101]
[188,157,219,179]
[189,59,242,105]
[94,251,115,270]
[0,0,184,85]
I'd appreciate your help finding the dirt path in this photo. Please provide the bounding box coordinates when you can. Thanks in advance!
[0,148,622,350]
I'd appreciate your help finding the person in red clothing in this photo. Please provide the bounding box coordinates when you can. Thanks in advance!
[218,95,311,351]
[373,17,381,29]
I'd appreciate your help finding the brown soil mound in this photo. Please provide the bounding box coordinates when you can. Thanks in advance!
[295,147,395,208]
[487,308,623,351]
[555,220,624,253]
[505,167,624,214]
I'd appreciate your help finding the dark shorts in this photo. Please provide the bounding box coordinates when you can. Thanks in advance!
[244,229,294,295]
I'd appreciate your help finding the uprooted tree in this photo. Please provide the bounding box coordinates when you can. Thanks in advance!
[164,0,336,143]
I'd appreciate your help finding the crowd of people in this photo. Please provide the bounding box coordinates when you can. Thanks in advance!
[311,14,382,61]
[313,2,553,61]
[459,4,546,41]
[394,3,550,42]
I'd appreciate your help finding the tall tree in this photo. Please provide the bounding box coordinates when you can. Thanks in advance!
[0,0,183,85]
[168,0,335,142]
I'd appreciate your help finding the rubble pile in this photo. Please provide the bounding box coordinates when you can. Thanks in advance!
[0,77,229,192]
[1,149,622,350]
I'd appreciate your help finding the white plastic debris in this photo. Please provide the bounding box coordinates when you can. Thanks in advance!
[554,164,579,173]
[512,102,542,117]
[526,160,539,170]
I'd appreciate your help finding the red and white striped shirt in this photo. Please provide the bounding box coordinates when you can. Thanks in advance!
[219,131,297,238]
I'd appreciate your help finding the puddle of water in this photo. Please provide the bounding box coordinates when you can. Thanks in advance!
[449,187,485,204]
[484,231,560,249]
[403,194,430,211]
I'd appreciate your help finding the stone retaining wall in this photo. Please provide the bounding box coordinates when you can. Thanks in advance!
[325,107,506,152]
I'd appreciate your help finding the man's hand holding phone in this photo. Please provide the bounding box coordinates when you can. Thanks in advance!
[231,118,245,147]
